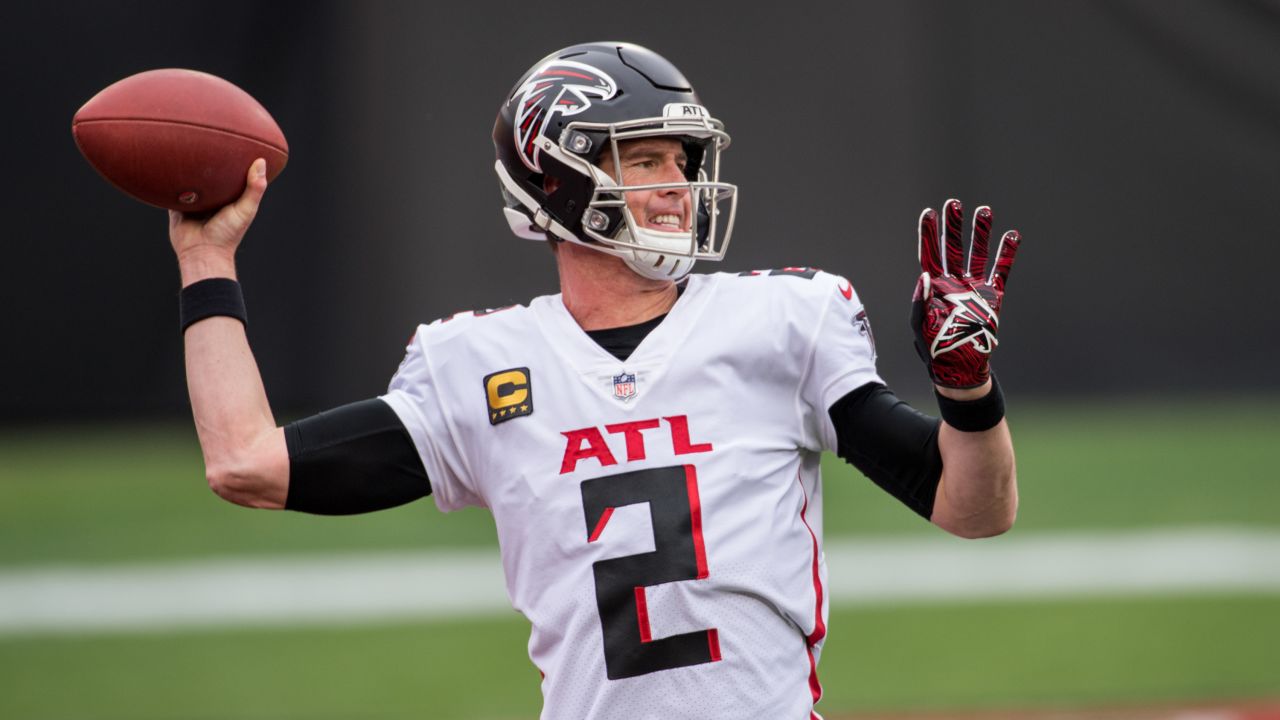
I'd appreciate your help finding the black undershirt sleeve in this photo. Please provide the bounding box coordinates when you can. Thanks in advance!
[283,398,431,515]
[828,382,943,520]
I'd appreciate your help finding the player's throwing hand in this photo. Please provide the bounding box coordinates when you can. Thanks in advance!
[910,199,1021,389]
[168,158,269,264]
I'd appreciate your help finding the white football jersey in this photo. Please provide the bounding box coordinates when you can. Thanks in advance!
[381,269,881,720]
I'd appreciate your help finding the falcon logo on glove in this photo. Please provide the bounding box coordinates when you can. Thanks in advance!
[910,199,1021,389]
[931,290,997,355]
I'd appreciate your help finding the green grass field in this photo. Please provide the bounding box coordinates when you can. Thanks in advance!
[1,400,1277,718]
[2,595,1277,720]
[2,400,1276,567]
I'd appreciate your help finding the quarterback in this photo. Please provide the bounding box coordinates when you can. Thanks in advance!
[168,43,1020,719]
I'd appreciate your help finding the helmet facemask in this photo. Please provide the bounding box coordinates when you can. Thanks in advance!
[571,113,736,280]
[497,110,737,281]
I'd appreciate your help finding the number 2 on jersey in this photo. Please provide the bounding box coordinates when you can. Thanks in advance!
[581,464,721,680]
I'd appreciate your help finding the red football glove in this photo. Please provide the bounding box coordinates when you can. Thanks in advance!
[910,199,1021,389]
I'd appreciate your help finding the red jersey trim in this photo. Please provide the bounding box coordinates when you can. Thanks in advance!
[588,507,614,543]
[685,465,709,579]
[634,586,653,643]
[797,470,826,708]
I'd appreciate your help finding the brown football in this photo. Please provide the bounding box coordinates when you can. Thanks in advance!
[72,68,288,213]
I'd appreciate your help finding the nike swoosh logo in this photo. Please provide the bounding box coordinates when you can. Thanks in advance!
[838,282,853,300]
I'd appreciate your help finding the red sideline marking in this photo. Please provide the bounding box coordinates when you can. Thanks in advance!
[797,471,826,707]
[588,507,614,543]
[707,628,721,662]
[634,586,652,643]
[685,466,709,579]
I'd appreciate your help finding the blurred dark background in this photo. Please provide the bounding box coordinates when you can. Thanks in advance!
[4,0,1278,424]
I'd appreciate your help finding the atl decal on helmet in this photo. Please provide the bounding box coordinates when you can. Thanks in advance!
[511,61,617,173]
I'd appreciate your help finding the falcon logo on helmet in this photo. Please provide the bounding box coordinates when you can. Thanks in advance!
[511,61,617,173]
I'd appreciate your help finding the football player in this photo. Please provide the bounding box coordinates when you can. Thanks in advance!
[169,42,1020,719]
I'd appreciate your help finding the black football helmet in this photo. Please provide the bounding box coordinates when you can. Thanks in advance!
[493,42,736,280]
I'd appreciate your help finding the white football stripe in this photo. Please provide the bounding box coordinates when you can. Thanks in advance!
[0,528,1277,636]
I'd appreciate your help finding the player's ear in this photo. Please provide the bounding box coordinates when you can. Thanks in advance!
[543,175,561,194]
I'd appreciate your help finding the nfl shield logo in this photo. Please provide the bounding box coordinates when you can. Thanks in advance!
[612,372,637,402]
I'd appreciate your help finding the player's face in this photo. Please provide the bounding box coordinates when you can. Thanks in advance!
[598,138,692,233]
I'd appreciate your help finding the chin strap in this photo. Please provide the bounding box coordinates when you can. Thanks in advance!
[615,230,697,280]
[622,253,696,281]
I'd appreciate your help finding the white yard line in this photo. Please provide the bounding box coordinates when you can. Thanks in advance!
[822,528,1280,601]
[1,528,1278,636]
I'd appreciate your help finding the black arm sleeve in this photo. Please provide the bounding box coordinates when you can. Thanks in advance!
[828,382,943,520]
[283,398,431,515]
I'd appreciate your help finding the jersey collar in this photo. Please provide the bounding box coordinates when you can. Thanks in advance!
[531,275,718,404]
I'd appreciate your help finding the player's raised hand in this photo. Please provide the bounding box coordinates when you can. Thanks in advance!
[909,199,1021,389]
[168,159,268,273]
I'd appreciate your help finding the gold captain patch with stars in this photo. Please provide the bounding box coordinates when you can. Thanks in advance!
[484,367,533,425]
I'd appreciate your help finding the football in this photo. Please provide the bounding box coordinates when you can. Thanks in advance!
[72,68,288,213]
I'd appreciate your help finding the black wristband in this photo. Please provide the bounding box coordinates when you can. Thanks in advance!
[180,278,247,332]
[935,374,1006,432]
